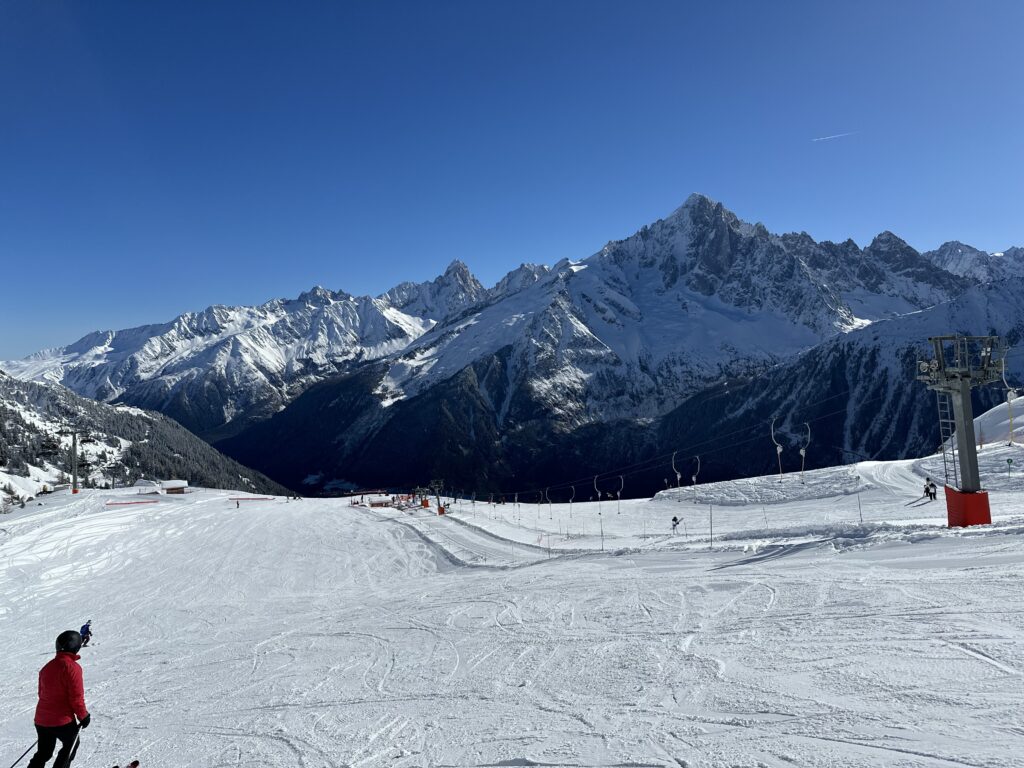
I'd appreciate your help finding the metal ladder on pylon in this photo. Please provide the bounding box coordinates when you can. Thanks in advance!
[936,391,959,488]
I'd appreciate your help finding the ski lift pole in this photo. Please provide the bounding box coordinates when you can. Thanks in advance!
[1003,356,1016,445]
[771,417,784,483]
[594,475,601,516]
[568,485,575,518]
[6,741,36,768]
[616,475,623,515]
[671,451,681,489]
[799,422,810,484]
[545,487,552,519]
[691,455,700,503]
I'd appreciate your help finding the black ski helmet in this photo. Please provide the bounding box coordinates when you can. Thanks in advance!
[56,630,83,653]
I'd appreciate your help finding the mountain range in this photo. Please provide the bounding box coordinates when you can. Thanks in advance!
[4,194,1022,496]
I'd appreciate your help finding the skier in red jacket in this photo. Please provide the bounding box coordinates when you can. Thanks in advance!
[28,630,91,768]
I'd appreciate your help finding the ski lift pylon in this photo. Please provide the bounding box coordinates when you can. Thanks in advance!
[798,422,810,484]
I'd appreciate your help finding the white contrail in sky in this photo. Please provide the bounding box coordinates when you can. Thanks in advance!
[811,131,858,142]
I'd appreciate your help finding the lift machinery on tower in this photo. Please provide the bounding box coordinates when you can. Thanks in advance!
[916,335,1004,527]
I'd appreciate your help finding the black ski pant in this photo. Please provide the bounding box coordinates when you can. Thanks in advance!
[28,721,80,768]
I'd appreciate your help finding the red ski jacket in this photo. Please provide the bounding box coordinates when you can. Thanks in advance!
[34,652,89,727]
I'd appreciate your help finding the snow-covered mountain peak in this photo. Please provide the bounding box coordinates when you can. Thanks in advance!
[681,191,717,208]
[922,241,1024,283]
[863,230,932,266]
[381,261,487,320]
[491,263,552,299]
[867,230,910,249]
[443,259,472,278]
[294,285,342,305]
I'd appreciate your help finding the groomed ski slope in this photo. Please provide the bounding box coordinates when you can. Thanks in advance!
[2,448,1024,766]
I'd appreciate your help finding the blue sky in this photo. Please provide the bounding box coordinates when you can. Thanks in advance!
[1,1,1022,358]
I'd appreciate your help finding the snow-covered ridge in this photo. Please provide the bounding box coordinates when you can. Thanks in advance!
[1,255,558,439]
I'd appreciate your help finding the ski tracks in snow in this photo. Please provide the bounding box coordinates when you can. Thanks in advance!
[3,490,1023,767]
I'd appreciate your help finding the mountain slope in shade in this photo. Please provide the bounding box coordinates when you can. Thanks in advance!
[0,371,288,497]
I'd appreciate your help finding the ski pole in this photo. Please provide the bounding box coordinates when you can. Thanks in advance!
[56,730,81,768]
[6,742,36,768]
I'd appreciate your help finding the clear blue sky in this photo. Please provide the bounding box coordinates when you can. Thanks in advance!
[1,1,1022,358]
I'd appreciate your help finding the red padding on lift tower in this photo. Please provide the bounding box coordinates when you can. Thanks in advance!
[944,486,991,528]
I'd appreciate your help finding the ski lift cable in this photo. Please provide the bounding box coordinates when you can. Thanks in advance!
[505,391,892,498]
[577,385,866,487]
[585,385,866,485]
[523,419,769,495]
[509,415,798,499]
[508,392,891,498]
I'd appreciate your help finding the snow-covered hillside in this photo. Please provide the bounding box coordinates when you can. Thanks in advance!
[0,372,286,502]
[2,437,1022,767]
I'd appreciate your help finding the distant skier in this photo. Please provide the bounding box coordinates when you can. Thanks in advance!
[928,480,938,501]
[79,620,92,648]
[671,516,679,533]
[28,630,91,768]
[923,479,933,502]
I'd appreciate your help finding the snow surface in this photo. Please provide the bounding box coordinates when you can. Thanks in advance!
[3,446,1024,766]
